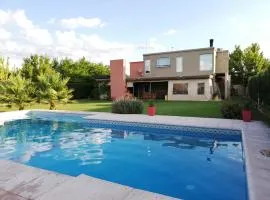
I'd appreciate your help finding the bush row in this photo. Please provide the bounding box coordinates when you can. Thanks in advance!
[248,68,270,105]
[112,98,144,114]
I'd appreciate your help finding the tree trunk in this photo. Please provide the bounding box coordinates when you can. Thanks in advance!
[49,100,56,110]
[19,104,24,110]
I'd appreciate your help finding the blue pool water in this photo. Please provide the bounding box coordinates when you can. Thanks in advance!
[0,117,247,200]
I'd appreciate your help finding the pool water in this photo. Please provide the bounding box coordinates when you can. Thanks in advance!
[0,118,247,200]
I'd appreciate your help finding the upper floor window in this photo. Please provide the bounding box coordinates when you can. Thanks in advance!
[200,54,213,71]
[145,59,151,73]
[156,57,170,67]
[176,57,183,72]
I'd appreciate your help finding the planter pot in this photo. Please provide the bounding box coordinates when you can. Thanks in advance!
[148,106,156,116]
[242,110,252,122]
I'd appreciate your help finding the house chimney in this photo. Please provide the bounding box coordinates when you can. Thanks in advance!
[210,39,214,47]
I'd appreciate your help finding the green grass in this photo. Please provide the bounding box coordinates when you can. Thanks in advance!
[0,99,222,118]
[0,100,112,112]
[1,98,269,125]
[149,101,222,118]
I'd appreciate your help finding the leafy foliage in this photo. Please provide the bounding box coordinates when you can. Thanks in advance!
[243,100,252,110]
[52,57,110,99]
[21,55,55,82]
[221,102,241,119]
[0,74,35,110]
[0,57,10,81]
[229,43,269,86]
[148,100,155,107]
[248,67,270,106]
[37,72,73,110]
[229,45,244,85]
[112,98,144,114]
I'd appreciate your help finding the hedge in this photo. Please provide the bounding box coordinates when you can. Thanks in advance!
[112,98,144,114]
[248,68,270,105]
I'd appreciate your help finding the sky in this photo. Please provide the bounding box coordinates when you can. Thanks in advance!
[0,0,270,68]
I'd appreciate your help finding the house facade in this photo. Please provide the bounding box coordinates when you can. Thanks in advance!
[110,40,230,101]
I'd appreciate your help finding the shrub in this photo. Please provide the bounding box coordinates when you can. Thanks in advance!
[148,100,155,107]
[243,101,252,110]
[248,67,270,106]
[112,98,144,114]
[221,102,241,119]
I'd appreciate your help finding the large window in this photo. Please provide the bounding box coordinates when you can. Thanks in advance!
[200,54,213,71]
[176,57,183,72]
[156,57,170,67]
[197,83,205,95]
[144,59,151,73]
[173,83,188,95]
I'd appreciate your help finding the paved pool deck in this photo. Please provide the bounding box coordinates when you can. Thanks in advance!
[0,110,270,200]
[0,160,176,200]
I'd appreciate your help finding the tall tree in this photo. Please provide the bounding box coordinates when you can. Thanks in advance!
[229,45,244,85]
[37,72,73,110]
[242,43,266,86]
[229,43,268,87]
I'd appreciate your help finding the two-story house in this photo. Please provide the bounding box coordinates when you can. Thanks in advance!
[110,39,230,101]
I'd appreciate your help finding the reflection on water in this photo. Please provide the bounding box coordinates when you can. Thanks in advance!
[0,119,242,165]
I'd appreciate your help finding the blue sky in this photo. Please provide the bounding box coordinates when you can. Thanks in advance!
[0,0,270,67]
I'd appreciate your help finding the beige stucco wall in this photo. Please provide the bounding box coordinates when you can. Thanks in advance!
[143,48,215,77]
[216,50,229,73]
[167,79,212,101]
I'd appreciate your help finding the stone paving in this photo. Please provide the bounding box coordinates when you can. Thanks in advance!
[0,160,177,200]
[0,110,270,200]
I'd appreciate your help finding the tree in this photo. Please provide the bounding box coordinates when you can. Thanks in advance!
[242,43,266,86]
[37,72,73,110]
[0,74,35,110]
[21,54,55,82]
[229,43,268,87]
[52,57,110,99]
[229,45,244,85]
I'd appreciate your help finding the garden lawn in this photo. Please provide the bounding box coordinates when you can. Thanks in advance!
[0,99,223,118]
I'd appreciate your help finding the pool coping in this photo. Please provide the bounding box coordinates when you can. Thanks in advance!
[1,109,270,200]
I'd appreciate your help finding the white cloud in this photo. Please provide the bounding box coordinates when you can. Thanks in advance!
[0,9,53,46]
[47,18,55,24]
[163,29,177,35]
[0,10,11,25]
[0,9,165,68]
[12,10,34,29]
[23,28,53,46]
[60,17,105,29]
[0,28,11,39]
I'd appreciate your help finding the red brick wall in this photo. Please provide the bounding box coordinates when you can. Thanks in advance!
[110,59,126,100]
[130,61,144,79]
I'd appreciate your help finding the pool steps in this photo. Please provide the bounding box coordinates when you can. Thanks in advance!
[0,160,178,200]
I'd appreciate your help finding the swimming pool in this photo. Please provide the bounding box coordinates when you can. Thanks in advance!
[0,114,247,200]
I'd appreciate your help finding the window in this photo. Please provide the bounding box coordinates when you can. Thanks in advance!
[156,57,170,67]
[173,83,188,94]
[200,54,213,71]
[144,59,151,73]
[176,57,183,72]
[197,83,205,95]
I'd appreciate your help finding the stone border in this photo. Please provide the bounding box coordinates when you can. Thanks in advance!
[0,110,270,200]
